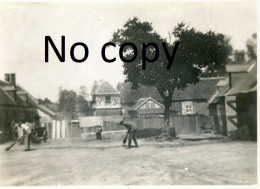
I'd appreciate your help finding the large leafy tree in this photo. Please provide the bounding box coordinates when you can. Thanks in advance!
[233,50,246,63]
[38,97,52,105]
[76,85,90,112]
[58,88,77,113]
[246,33,257,61]
[173,23,232,77]
[76,95,89,112]
[112,18,232,137]
[79,85,89,100]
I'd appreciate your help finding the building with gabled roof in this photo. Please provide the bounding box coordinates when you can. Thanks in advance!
[118,78,222,116]
[125,97,165,118]
[92,81,122,116]
[209,61,257,139]
[94,81,120,95]
[0,73,55,141]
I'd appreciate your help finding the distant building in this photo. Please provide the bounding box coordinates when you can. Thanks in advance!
[125,97,164,118]
[92,81,122,116]
[118,78,221,116]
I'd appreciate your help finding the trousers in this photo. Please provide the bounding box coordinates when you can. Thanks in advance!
[24,134,31,150]
[128,128,138,147]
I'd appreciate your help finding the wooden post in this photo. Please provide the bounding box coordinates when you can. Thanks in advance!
[61,120,66,138]
[56,121,61,139]
[195,115,199,134]
[52,120,56,139]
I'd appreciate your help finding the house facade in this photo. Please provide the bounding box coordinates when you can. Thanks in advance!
[0,73,55,141]
[209,62,257,139]
[125,97,165,118]
[208,78,229,135]
[93,82,122,116]
[118,78,221,117]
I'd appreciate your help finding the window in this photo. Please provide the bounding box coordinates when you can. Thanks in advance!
[105,96,111,104]
[182,101,195,115]
[186,105,192,113]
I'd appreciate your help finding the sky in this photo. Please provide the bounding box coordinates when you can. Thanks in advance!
[0,1,257,102]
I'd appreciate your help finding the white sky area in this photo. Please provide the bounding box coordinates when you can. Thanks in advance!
[0,1,257,102]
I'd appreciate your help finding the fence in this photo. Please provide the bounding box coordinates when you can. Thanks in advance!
[102,121,126,132]
[50,114,213,139]
[113,115,213,135]
[51,120,81,139]
[170,115,212,135]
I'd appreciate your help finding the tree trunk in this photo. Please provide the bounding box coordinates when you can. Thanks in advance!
[162,96,174,138]
[163,103,169,132]
[157,87,175,139]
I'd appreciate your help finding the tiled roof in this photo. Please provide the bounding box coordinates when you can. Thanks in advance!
[0,88,17,105]
[0,80,55,116]
[172,78,222,100]
[18,86,56,116]
[209,63,256,104]
[216,78,229,87]
[226,62,255,73]
[227,63,257,96]
[2,85,16,91]
[0,80,9,87]
[94,82,120,95]
[119,78,221,104]
[131,97,164,110]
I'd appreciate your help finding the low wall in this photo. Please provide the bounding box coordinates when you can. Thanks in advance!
[81,130,127,140]
[136,128,163,138]
[81,128,164,140]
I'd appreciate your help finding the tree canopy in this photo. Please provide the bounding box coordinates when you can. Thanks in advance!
[246,33,257,61]
[38,97,52,105]
[58,88,77,112]
[112,17,233,136]
[79,85,89,100]
[233,50,246,63]
[112,18,232,93]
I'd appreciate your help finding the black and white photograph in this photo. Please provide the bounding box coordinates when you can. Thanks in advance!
[0,0,258,186]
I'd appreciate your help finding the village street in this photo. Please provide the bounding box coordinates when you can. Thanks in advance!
[0,139,257,186]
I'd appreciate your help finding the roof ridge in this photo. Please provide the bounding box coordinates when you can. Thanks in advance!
[134,97,164,110]
[95,81,120,95]
[0,87,16,104]
[200,77,224,80]
[94,81,104,94]
[0,87,16,102]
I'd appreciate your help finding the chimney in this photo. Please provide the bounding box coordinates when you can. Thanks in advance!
[3,73,17,101]
[10,73,16,86]
[5,74,10,82]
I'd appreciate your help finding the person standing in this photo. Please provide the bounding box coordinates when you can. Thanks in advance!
[20,121,32,151]
[119,119,138,149]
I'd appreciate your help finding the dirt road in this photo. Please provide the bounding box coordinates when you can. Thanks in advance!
[0,139,257,185]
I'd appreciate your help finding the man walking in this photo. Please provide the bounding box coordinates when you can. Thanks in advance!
[119,119,138,149]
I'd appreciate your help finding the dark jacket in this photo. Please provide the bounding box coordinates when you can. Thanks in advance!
[120,120,137,130]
